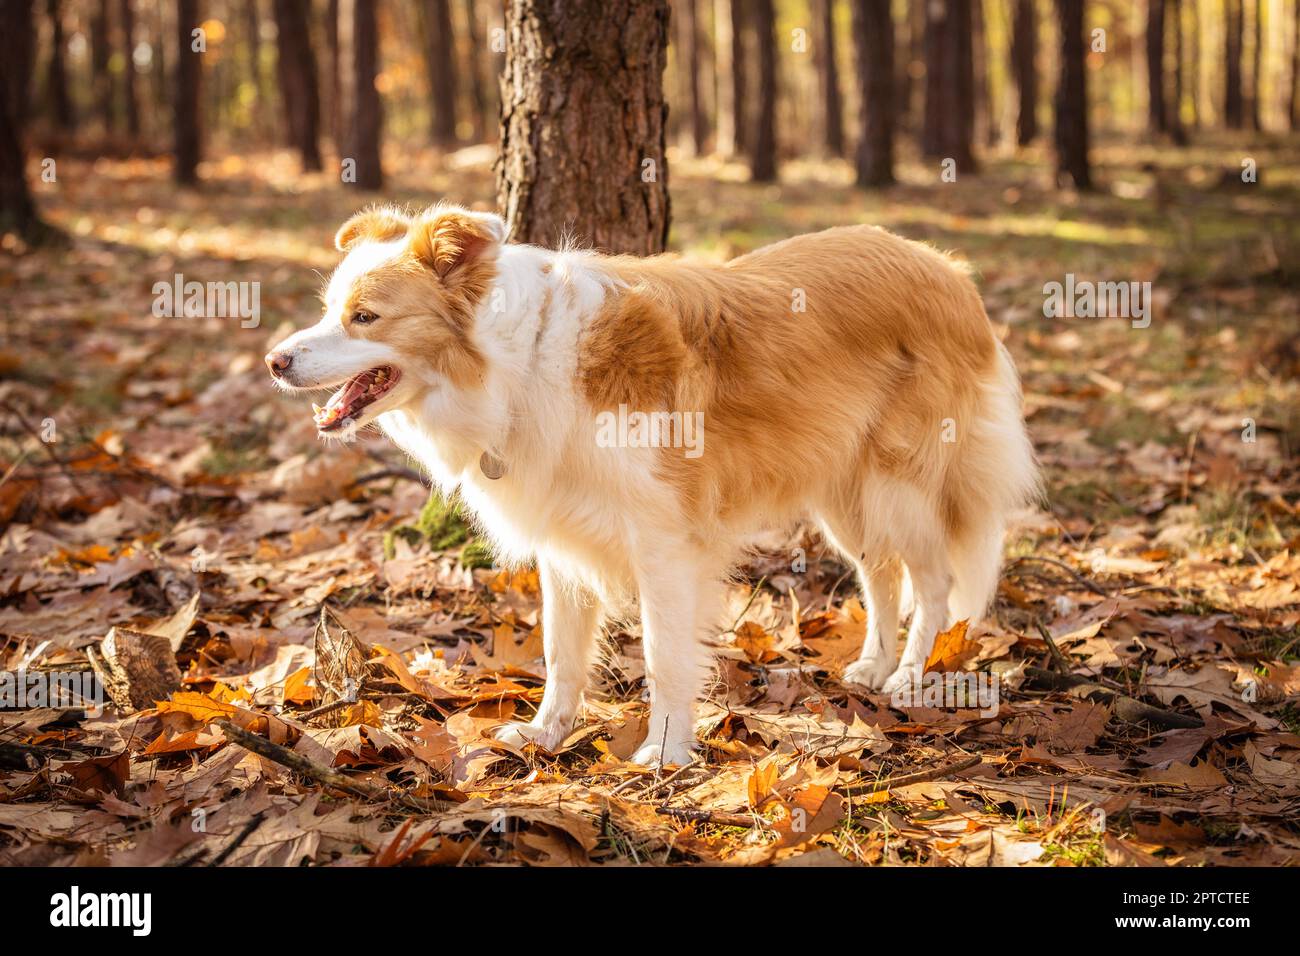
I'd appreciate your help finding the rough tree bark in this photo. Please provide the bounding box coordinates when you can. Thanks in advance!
[750,0,778,181]
[347,0,382,189]
[46,0,75,130]
[1053,0,1091,190]
[421,0,459,147]
[1224,0,1244,128]
[272,0,322,170]
[850,0,893,187]
[815,0,844,156]
[1011,0,1037,145]
[497,0,669,254]
[173,0,202,185]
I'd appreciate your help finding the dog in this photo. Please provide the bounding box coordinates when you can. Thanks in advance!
[266,205,1039,766]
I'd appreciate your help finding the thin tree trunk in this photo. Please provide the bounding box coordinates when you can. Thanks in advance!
[713,0,735,155]
[1291,0,1300,129]
[750,0,777,181]
[92,0,116,132]
[46,0,75,130]
[1011,0,1037,145]
[421,0,459,147]
[1147,0,1166,132]
[0,0,46,241]
[815,0,845,156]
[497,0,669,254]
[118,0,140,138]
[153,0,168,133]
[973,0,996,147]
[326,0,343,148]
[683,0,707,154]
[1054,0,1091,189]
[1248,0,1262,129]
[924,0,975,171]
[272,0,322,169]
[174,0,202,185]
[347,0,382,188]
[730,0,749,156]
[244,0,268,139]
[1189,0,1200,126]
[462,0,491,143]
[1224,0,1244,128]
[1169,0,1187,142]
[851,0,893,187]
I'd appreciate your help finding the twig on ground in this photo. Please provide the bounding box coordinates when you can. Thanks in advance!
[841,754,984,797]
[1005,556,1108,596]
[1024,666,1204,729]
[207,811,266,866]
[215,720,451,814]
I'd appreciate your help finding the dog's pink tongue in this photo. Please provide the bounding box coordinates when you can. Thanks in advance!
[328,374,370,415]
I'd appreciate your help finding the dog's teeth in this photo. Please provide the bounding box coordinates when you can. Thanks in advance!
[312,403,323,415]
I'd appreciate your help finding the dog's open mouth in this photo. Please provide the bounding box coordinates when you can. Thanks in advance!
[312,366,401,431]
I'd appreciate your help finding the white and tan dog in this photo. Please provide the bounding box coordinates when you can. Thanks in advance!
[266,205,1039,765]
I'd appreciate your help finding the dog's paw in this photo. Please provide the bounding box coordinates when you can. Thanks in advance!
[880,661,925,700]
[629,740,696,768]
[492,720,565,752]
[842,655,896,692]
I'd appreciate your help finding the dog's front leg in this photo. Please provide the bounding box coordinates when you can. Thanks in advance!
[492,560,600,752]
[631,550,714,767]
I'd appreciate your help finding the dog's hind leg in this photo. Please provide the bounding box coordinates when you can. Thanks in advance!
[819,509,904,691]
[492,559,601,752]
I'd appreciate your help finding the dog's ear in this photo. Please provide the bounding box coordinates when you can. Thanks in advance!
[335,207,412,252]
[408,209,505,280]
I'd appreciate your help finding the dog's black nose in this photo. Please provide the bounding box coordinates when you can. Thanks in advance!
[265,351,292,377]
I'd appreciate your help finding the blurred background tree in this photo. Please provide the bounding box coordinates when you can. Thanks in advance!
[1,0,1299,247]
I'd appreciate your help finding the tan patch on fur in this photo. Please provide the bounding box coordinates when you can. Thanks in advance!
[592,225,1000,540]
[335,207,412,251]
[336,209,498,389]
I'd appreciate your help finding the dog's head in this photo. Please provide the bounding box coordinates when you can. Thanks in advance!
[265,204,503,437]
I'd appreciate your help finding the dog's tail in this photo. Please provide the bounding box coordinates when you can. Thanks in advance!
[945,341,1041,624]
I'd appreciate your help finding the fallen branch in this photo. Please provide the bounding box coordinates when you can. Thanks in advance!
[653,805,759,829]
[207,811,265,867]
[215,720,451,814]
[840,754,984,797]
[1006,556,1108,596]
[1024,666,1204,729]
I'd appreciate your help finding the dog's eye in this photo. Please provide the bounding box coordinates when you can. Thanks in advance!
[352,310,378,325]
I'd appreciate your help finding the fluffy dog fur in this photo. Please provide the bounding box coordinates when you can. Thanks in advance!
[267,205,1039,765]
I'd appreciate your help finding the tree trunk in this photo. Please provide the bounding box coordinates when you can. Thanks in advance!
[923,0,975,172]
[815,0,844,156]
[1147,0,1166,132]
[1189,0,1200,126]
[347,0,382,189]
[462,0,491,143]
[173,0,202,185]
[0,0,46,241]
[326,0,344,148]
[1011,0,1037,145]
[973,0,996,147]
[45,0,75,130]
[92,0,116,132]
[497,0,669,254]
[272,0,322,170]
[851,0,893,187]
[421,0,459,147]
[1291,0,1299,130]
[713,0,735,155]
[750,0,777,181]
[244,0,269,139]
[1053,0,1090,190]
[730,0,749,156]
[1248,0,1262,130]
[1169,0,1186,143]
[118,0,140,138]
[898,0,923,133]
[683,0,707,154]
[1224,0,1244,128]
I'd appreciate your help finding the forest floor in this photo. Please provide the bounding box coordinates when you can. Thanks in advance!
[1,133,1298,866]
